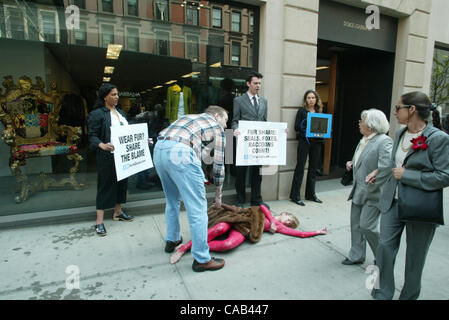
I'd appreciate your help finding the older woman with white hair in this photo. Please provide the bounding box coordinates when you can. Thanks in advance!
[341,108,393,266]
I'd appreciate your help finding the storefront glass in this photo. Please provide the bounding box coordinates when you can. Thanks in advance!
[0,0,259,216]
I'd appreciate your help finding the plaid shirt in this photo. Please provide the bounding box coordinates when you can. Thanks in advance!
[159,113,226,187]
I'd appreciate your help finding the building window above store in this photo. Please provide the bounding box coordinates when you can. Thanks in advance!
[186,35,199,62]
[212,7,222,28]
[39,10,59,43]
[74,21,87,45]
[3,6,25,40]
[249,13,254,34]
[249,43,253,67]
[156,31,170,56]
[127,0,138,17]
[73,0,86,9]
[232,41,240,66]
[155,0,169,21]
[101,24,114,47]
[186,3,199,26]
[102,0,113,13]
[231,11,241,32]
[126,27,139,51]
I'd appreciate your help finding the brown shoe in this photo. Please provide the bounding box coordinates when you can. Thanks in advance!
[192,257,225,272]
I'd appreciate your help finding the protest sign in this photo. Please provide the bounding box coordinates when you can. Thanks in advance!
[110,123,153,181]
[236,121,287,166]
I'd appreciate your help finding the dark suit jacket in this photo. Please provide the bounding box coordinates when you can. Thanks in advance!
[87,106,127,164]
[231,93,267,130]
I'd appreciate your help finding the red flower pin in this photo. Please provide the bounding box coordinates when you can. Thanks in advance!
[411,135,428,151]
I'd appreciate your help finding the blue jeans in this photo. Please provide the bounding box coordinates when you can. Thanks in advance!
[153,140,211,263]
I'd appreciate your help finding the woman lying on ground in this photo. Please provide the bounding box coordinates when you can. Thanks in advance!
[170,203,327,264]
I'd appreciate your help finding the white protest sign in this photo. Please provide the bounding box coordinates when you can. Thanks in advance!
[236,121,287,166]
[110,123,153,181]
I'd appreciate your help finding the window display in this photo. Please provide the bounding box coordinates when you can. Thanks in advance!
[0,0,258,216]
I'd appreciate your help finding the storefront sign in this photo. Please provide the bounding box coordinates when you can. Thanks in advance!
[110,123,153,181]
[318,0,397,52]
[236,121,287,166]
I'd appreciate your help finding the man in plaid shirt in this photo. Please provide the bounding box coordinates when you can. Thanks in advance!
[154,105,228,272]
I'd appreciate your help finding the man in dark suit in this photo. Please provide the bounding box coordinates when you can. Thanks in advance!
[231,71,268,208]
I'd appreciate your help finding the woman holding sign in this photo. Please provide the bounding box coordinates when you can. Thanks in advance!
[290,90,324,206]
[87,83,134,237]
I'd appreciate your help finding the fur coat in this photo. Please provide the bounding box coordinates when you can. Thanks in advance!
[207,204,265,243]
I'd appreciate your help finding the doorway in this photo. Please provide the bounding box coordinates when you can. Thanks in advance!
[316,39,395,178]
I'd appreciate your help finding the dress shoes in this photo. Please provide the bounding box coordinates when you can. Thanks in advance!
[290,199,305,206]
[113,212,134,222]
[341,258,364,265]
[95,223,107,236]
[165,237,183,253]
[192,257,225,272]
[306,196,323,204]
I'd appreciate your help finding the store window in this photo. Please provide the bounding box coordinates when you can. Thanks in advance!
[231,11,241,32]
[102,0,114,13]
[155,0,169,21]
[127,0,139,16]
[101,24,114,47]
[126,27,139,51]
[212,7,222,28]
[430,47,449,115]
[73,0,86,9]
[0,1,259,216]
[232,41,240,65]
[74,21,87,45]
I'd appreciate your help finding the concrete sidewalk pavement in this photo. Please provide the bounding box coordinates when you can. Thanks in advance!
[0,179,448,300]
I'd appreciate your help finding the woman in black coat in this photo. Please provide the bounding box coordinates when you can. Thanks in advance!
[87,84,134,236]
[289,89,324,206]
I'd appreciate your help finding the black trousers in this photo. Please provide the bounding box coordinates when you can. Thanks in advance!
[290,139,321,201]
[235,165,262,205]
[96,162,128,210]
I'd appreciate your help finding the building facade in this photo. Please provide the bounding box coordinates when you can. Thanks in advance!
[0,0,448,218]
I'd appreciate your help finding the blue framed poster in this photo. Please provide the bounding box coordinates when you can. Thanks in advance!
[306,113,332,139]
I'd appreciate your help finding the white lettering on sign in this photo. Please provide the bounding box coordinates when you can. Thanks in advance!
[65,5,80,30]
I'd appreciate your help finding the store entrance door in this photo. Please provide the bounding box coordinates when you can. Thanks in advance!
[317,40,395,178]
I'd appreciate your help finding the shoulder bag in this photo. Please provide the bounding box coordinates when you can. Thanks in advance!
[397,130,444,225]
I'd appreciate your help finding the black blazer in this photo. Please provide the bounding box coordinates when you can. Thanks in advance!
[294,107,323,143]
[87,106,127,164]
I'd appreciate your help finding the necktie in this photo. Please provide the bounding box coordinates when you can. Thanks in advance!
[253,96,259,114]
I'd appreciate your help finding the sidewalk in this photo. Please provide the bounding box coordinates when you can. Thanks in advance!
[0,179,448,300]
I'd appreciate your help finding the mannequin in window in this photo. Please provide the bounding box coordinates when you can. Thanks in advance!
[166,80,192,122]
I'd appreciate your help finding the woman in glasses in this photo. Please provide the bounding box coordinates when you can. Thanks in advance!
[88,83,134,237]
[341,109,392,266]
[372,92,449,300]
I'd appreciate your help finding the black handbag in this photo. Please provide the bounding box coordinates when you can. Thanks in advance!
[397,129,444,225]
[397,182,444,225]
[340,168,353,186]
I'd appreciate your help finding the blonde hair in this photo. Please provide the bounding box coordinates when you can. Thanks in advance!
[279,212,300,229]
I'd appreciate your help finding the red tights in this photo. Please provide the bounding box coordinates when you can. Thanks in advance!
[177,222,245,254]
